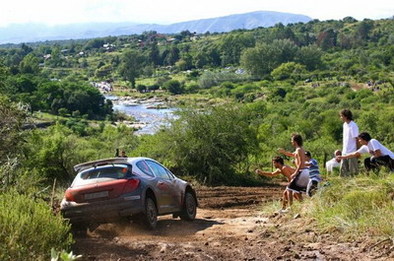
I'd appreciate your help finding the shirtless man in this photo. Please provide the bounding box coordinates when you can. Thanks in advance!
[255,156,295,211]
[278,133,309,206]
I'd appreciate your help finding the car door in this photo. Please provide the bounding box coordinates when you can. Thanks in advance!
[145,160,178,213]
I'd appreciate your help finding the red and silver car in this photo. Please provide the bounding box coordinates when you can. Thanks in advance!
[60,157,197,229]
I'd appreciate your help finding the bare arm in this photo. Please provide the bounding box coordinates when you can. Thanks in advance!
[255,169,282,177]
[337,151,361,160]
[278,148,295,157]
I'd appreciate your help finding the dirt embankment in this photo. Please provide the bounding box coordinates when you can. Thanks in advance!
[73,186,393,261]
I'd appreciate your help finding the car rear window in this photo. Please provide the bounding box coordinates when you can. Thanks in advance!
[73,164,131,185]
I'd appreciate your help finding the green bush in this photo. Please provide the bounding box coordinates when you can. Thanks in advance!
[135,104,259,185]
[0,191,73,261]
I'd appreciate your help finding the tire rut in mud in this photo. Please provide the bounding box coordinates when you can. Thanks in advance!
[196,185,283,209]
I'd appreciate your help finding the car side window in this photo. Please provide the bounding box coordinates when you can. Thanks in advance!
[136,160,154,176]
[146,160,171,180]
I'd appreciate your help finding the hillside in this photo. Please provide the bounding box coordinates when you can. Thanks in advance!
[0,11,311,44]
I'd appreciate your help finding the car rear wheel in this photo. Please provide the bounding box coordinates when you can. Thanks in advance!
[180,191,197,221]
[143,197,158,229]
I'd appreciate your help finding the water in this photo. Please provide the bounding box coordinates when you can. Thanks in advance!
[106,95,177,135]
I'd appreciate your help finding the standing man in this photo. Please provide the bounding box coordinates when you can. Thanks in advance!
[339,109,359,176]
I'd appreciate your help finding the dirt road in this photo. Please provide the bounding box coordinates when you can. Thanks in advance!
[73,186,392,260]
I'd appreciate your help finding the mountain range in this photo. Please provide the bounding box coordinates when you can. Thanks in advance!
[0,11,312,44]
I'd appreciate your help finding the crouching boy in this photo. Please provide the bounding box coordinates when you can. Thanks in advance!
[305,151,322,197]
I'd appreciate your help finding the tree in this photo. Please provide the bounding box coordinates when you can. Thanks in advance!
[163,46,180,65]
[316,29,337,50]
[240,39,298,78]
[0,62,9,91]
[148,41,161,66]
[295,45,323,70]
[271,62,306,81]
[19,54,40,74]
[355,19,374,43]
[0,95,28,160]
[119,50,145,88]
[219,33,255,66]
[84,38,105,50]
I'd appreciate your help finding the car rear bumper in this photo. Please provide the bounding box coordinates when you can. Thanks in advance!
[61,194,144,224]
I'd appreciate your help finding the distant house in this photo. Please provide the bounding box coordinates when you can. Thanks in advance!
[103,43,116,51]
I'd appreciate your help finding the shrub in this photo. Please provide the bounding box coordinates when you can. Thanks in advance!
[163,80,183,94]
[0,191,73,261]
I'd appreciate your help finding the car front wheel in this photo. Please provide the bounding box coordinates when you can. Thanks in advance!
[143,197,158,229]
[180,191,197,221]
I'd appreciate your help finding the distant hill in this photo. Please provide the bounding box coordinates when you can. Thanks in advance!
[0,11,312,44]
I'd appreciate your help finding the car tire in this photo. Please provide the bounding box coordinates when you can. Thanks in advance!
[70,223,88,236]
[180,191,197,221]
[143,197,158,229]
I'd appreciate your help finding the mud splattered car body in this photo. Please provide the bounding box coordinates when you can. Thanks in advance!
[60,157,197,229]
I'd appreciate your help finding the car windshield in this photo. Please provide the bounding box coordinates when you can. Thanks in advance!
[72,164,131,186]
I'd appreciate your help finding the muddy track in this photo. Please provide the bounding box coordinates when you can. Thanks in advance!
[196,185,283,209]
[73,185,391,261]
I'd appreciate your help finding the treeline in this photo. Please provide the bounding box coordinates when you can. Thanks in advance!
[0,17,393,90]
[0,61,113,119]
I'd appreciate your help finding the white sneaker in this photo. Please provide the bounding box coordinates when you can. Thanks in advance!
[278,209,289,214]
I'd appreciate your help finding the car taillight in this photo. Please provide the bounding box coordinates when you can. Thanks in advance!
[122,179,140,193]
[65,190,75,202]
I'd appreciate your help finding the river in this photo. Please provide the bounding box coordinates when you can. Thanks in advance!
[106,95,177,135]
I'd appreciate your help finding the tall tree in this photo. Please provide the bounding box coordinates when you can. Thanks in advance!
[19,53,40,74]
[0,95,28,160]
[119,50,145,88]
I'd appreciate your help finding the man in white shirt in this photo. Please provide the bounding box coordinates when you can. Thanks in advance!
[337,132,394,173]
[339,109,359,176]
[325,150,342,174]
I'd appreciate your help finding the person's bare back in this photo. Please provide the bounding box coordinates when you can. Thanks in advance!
[279,165,295,182]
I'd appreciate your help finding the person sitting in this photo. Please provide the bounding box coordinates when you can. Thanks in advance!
[337,132,394,173]
[304,151,322,197]
[255,156,297,212]
[325,150,342,174]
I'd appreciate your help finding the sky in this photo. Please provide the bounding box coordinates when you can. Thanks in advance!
[0,0,393,27]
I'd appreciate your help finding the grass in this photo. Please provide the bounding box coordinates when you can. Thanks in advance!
[307,174,394,237]
[261,172,394,238]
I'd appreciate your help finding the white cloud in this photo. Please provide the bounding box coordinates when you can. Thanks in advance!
[0,0,392,27]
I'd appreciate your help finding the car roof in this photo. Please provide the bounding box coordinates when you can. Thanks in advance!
[74,157,154,173]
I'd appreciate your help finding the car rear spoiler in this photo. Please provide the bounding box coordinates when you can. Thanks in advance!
[74,158,131,172]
